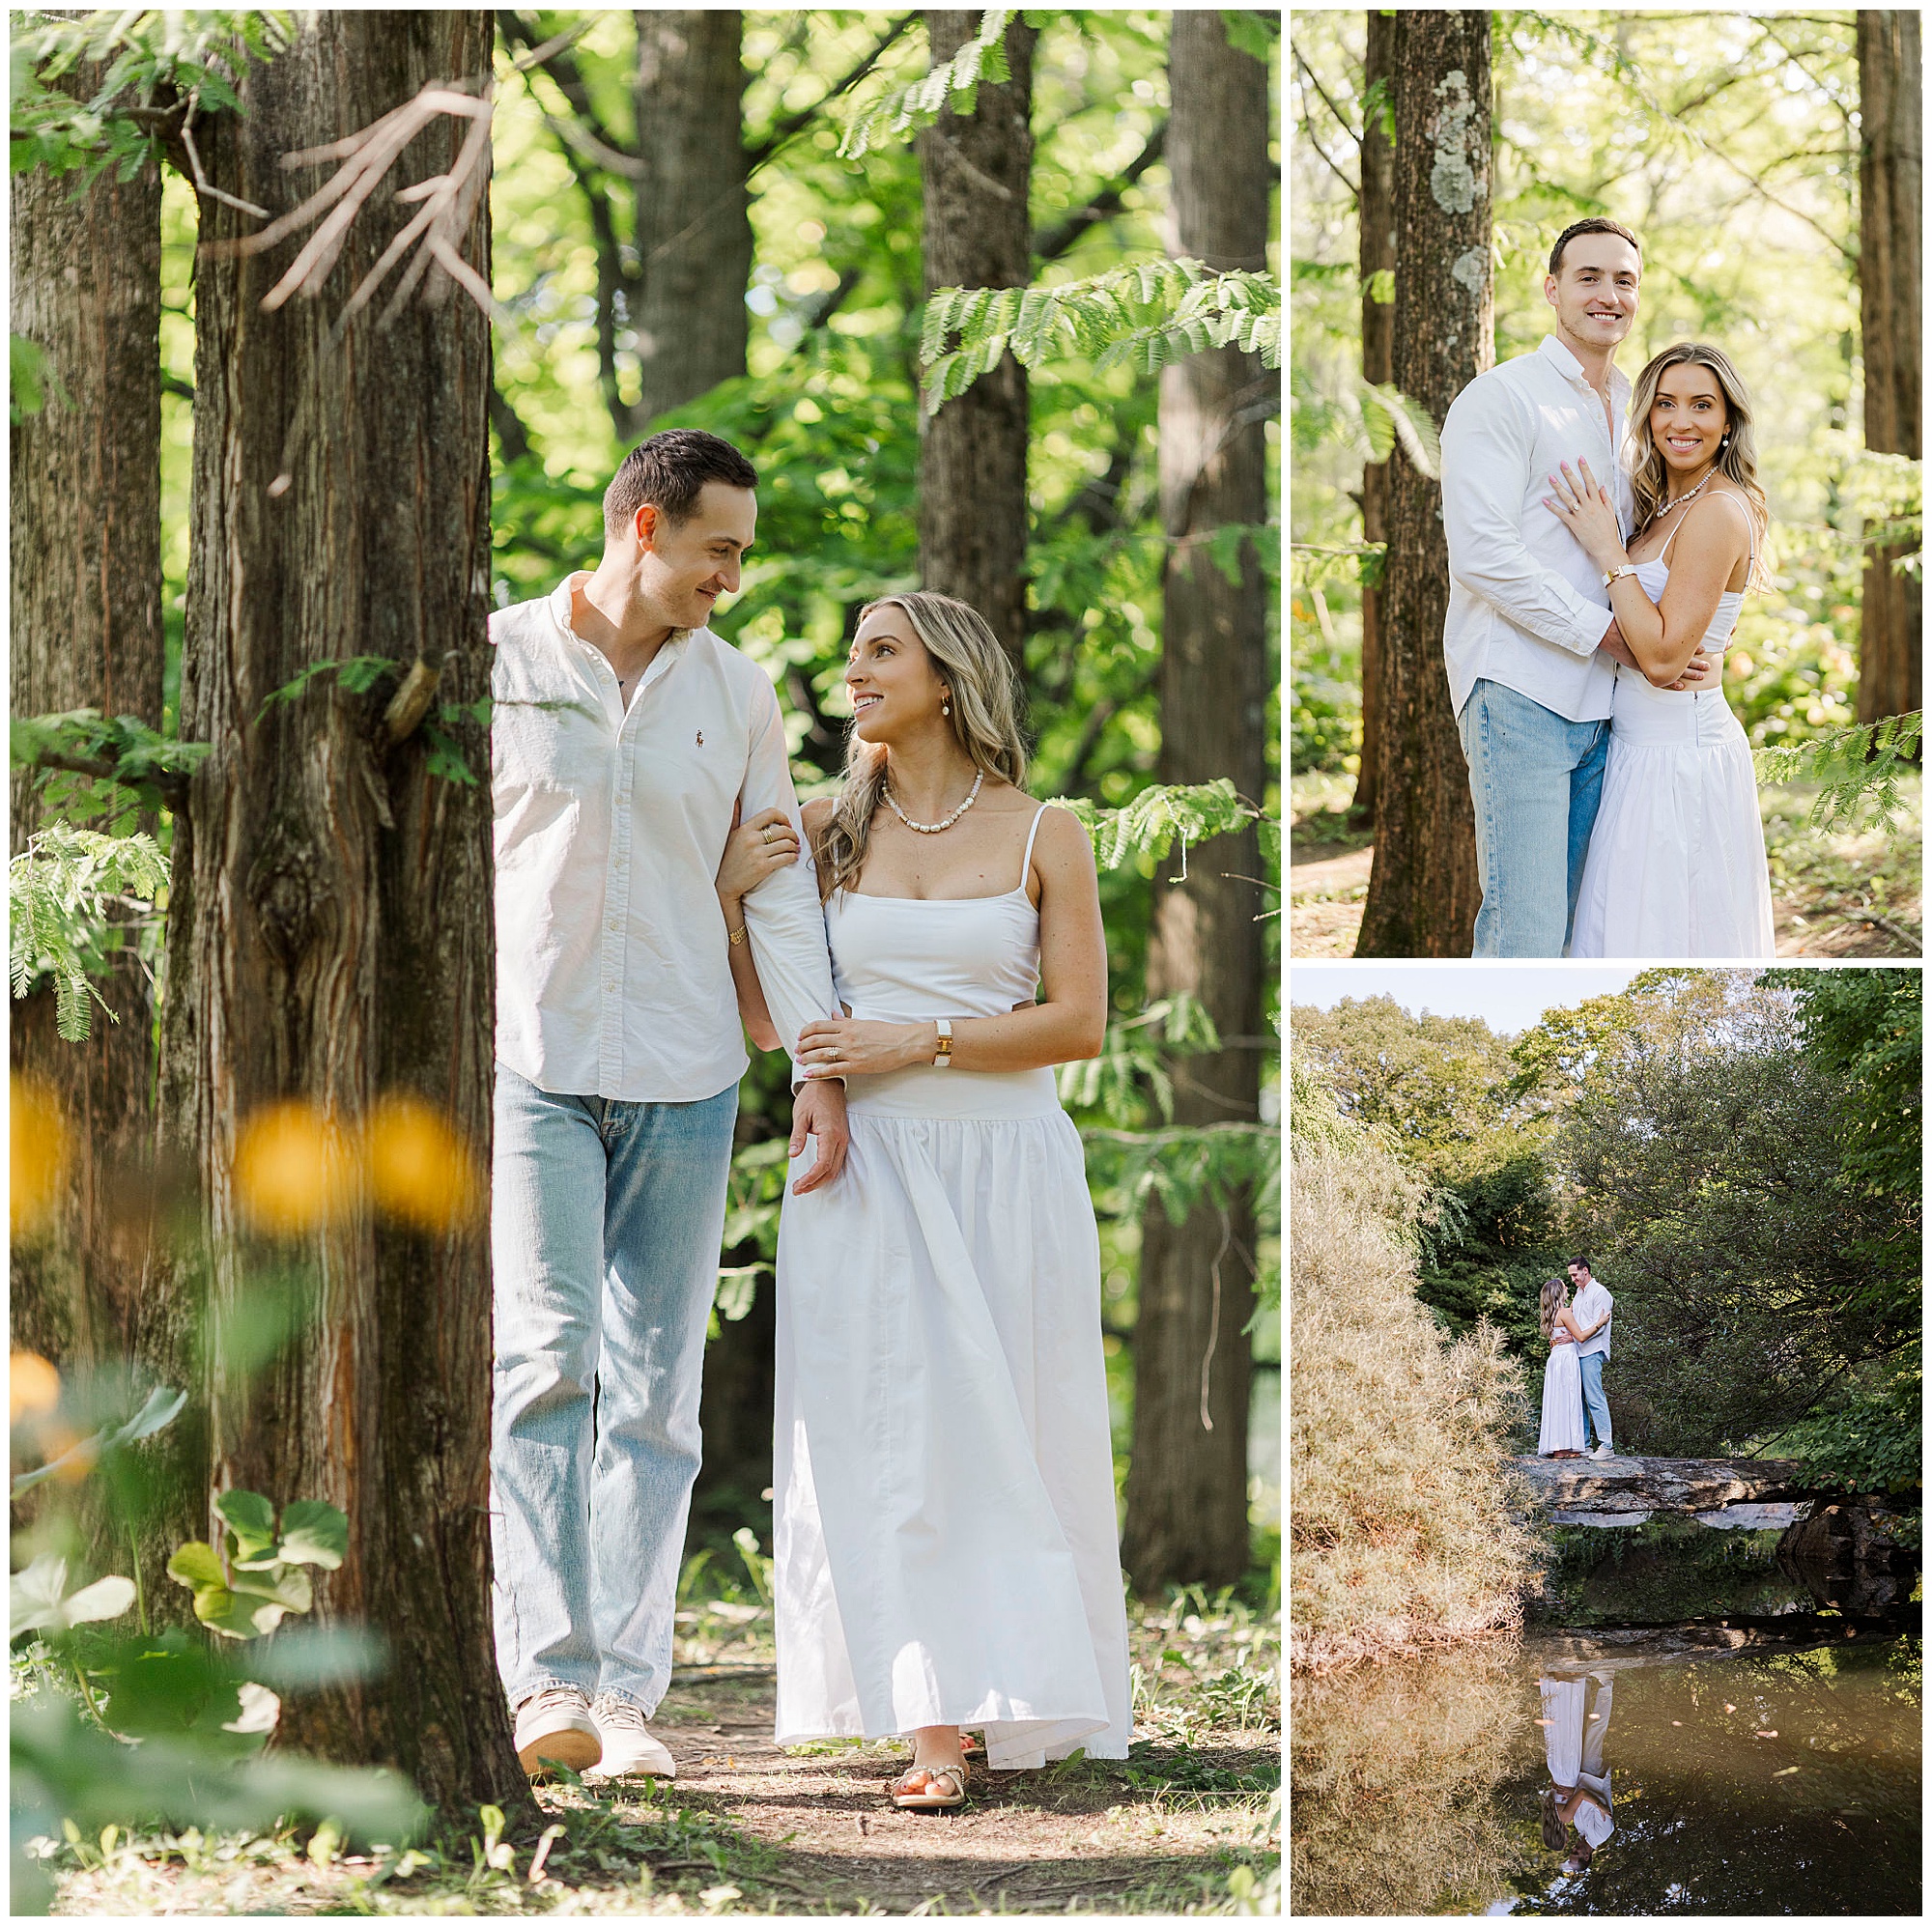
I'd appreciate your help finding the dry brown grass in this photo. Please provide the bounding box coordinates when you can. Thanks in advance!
[1289,1643,1529,1915]
[1289,1069,1535,1675]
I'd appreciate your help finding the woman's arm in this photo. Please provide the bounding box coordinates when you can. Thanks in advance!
[799,807,1108,1078]
[1605,496,1748,685]
[1554,1306,1588,1343]
[1544,463,1749,686]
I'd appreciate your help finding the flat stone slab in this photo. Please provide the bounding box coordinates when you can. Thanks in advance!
[1515,1454,1809,1518]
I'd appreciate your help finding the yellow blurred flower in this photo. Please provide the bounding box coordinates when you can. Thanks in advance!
[364,1095,482,1232]
[10,1350,61,1427]
[11,1075,68,1236]
[235,1101,355,1234]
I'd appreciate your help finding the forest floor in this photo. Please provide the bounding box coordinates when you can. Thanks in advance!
[1289,770,1923,958]
[41,1587,1280,1917]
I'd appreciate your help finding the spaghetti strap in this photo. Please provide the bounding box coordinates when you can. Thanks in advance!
[1659,486,1754,574]
[1018,802,1050,892]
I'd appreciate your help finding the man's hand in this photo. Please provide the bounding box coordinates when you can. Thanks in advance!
[788,1077,849,1195]
[1596,618,1642,672]
[1666,650,1717,691]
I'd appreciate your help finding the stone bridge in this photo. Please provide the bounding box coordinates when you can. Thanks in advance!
[1513,1454,1809,1528]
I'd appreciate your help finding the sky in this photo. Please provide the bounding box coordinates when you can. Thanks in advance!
[1287,964,1648,1036]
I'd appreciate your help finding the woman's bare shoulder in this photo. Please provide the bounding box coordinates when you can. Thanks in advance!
[800,795,838,832]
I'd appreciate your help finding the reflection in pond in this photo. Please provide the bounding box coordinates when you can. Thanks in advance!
[1292,1628,1921,1915]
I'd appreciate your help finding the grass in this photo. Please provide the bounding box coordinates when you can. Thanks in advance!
[1289,1066,1536,1675]
[26,1575,1280,1917]
[1289,768,1922,958]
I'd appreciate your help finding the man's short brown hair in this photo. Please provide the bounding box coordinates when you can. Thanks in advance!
[603,429,757,543]
[1548,218,1641,277]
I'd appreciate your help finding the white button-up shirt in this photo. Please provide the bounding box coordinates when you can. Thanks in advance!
[1572,1278,1612,1360]
[1440,334,1632,722]
[491,575,837,1101]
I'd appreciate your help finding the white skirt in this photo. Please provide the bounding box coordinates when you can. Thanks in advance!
[771,1064,1132,1770]
[1570,677,1775,958]
[1539,1341,1585,1456]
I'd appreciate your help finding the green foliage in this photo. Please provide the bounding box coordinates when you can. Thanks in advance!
[10,9,297,184]
[837,8,1028,158]
[10,333,69,421]
[9,823,169,1041]
[166,1492,349,1640]
[1773,1367,1921,1499]
[13,708,209,820]
[923,261,1280,407]
[1061,777,1260,873]
[1754,711,1924,834]
[253,655,399,723]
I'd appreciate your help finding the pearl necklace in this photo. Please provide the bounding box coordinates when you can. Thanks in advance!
[883,769,982,835]
[1637,462,1718,538]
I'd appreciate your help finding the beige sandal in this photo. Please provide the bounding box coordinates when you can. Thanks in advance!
[890,1759,968,1811]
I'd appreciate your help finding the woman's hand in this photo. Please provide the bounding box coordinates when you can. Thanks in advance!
[717,805,800,905]
[1543,458,1627,572]
[798,1014,930,1079]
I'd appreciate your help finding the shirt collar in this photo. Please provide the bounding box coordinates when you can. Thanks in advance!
[1537,332,1631,408]
[550,571,693,658]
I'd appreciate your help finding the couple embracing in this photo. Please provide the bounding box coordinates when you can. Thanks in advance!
[488,430,1129,1812]
[1536,1259,1614,1461]
[1442,216,1776,959]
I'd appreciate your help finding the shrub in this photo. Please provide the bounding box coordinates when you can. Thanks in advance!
[1289,1066,1534,1674]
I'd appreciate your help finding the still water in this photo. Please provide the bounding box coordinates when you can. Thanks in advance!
[1293,1582,1920,1914]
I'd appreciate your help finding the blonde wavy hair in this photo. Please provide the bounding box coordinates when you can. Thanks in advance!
[1629,340,1770,588]
[1538,1277,1569,1344]
[812,591,1029,903]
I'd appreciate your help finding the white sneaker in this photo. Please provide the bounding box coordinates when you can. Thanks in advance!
[514,1685,602,1777]
[1590,1443,1615,1461]
[586,1693,677,1780]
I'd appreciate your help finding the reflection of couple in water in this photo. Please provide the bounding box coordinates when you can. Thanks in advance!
[1537,1671,1615,1875]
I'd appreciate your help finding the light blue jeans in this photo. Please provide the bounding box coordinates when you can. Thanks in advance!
[490,1062,737,1716]
[1456,679,1609,957]
[1578,1352,1612,1451]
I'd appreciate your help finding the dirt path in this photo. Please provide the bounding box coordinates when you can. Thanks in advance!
[587,1664,1278,1913]
[44,1599,1280,1916]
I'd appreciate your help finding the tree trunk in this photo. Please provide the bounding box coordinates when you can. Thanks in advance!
[1856,11,1922,727]
[626,11,751,439]
[918,11,1036,677]
[1355,11,1488,958]
[1120,11,1268,1596]
[1352,12,1396,821]
[9,62,165,1372]
[171,10,525,1812]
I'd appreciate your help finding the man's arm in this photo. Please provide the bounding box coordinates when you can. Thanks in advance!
[1440,382,1618,658]
[734,680,839,1072]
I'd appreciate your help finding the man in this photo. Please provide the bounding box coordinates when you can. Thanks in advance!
[1567,1257,1614,1462]
[489,429,848,1780]
[1439,217,1713,956]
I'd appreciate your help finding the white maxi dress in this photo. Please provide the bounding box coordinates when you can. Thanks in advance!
[1538,1340,1585,1456]
[772,805,1132,1770]
[1570,499,1776,959]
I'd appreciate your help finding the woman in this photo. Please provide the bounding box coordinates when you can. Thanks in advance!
[1537,1672,1616,1877]
[1538,1276,1589,1459]
[1543,341,1776,958]
[715,590,1130,1811]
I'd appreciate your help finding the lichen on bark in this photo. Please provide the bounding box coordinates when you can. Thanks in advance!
[1429,69,1479,214]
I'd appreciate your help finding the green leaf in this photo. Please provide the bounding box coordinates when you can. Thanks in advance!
[165,1542,227,1594]
[1219,11,1278,64]
[276,1499,349,1571]
[1367,268,1394,305]
[214,1489,279,1564]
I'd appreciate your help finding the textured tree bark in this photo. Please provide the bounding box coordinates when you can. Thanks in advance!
[1352,12,1396,822]
[1355,11,1487,958]
[1120,12,1268,1596]
[918,11,1036,676]
[170,11,525,1810]
[1855,11,1922,727]
[627,10,752,439]
[9,61,165,1372]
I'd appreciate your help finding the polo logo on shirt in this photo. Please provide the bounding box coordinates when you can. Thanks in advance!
[696,730,704,746]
